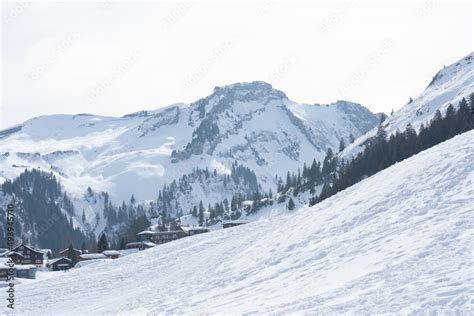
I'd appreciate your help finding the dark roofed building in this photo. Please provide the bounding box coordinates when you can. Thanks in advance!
[59,248,83,262]
[152,230,187,244]
[137,231,155,242]
[12,244,44,267]
[135,225,210,246]
[6,251,24,265]
[179,225,210,236]
[47,257,72,271]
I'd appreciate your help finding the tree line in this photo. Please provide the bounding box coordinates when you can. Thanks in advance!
[311,96,474,205]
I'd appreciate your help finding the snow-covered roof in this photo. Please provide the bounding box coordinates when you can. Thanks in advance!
[137,230,155,235]
[15,265,36,270]
[179,225,209,233]
[48,257,72,265]
[60,248,82,254]
[179,226,190,233]
[0,258,10,266]
[80,253,107,260]
[102,250,120,256]
[12,244,43,254]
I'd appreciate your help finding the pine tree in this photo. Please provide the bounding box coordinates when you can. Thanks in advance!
[97,233,109,253]
[66,243,77,264]
[349,133,355,143]
[314,100,473,204]
[287,198,295,211]
[470,93,474,114]
[339,138,346,152]
[285,171,291,190]
[198,200,205,226]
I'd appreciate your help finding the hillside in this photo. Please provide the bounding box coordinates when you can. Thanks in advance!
[342,52,473,158]
[12,130,474,314]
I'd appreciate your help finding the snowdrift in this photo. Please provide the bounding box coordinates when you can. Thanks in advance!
[12,131,474,314]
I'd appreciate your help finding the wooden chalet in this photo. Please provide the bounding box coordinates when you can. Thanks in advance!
[135,225,210,246]
[137,231,155,242]
[179,225,210,236]
[152,230,187,244]
[47,257,72,271]
[59,247,84,262]
[5,251,24,264]
[11,244,44,267]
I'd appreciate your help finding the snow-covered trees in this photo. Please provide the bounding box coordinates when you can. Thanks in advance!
[0,169,89,253]
[312,96,474,205]
[198,201,205,226]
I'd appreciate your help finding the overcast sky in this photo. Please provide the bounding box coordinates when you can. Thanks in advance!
[1,1,472,129]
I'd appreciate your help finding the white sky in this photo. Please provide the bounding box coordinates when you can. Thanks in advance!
[1,1,472,129]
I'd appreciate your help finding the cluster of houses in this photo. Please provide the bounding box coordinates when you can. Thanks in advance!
[125,221,249,250]
[0,244,123,281]
[126,224,210,250]
[0,245,51,281]
[0,221,247,281]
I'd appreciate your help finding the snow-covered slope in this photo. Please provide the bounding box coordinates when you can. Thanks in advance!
[0,82,378,209]
[13,130,474,314]
[343,52,473,158]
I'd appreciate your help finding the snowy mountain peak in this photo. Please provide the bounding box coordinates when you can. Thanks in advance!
[212,81,287,101]
[171,82,378,165]
[187,81,288,119]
